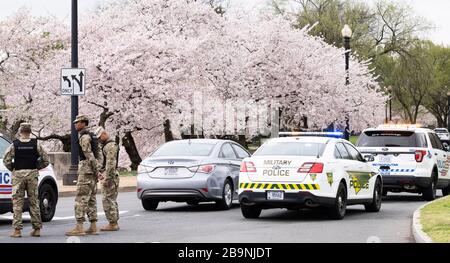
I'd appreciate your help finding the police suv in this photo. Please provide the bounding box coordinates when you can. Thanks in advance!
[356,125,450,201]
[238,133,382,220]
[0,134,58,221]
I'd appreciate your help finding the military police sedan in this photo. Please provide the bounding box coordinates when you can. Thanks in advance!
[238,135,382,220]
[137,139,250,211]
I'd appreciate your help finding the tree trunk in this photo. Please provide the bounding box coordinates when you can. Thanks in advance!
[122,131,142,171]
[38,134,72,152]
[163,119,174,142]
[98,108,114,128]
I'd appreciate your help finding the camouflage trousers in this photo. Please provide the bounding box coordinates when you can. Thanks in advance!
[101,175,119,223]
[11,173,42,230]
[74,173,97,223]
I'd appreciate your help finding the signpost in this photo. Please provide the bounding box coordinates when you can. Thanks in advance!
[61,68,86,96]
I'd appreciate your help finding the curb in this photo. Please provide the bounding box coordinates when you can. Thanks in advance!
[412,199,437,243]
[58,186,136,198]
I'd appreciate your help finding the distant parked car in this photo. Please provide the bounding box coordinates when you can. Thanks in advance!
[137,139,250,211]
[434,128,450,143]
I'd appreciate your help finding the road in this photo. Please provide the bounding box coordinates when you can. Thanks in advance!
[0,191,442,243]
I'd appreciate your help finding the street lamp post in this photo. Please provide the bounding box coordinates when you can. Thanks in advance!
[342,24,352,140]
[63,0,79,185]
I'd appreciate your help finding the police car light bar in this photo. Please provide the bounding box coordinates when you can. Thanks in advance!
[279,132,344,139]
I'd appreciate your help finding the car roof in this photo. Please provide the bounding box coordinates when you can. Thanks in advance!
[166,139,234,144]
[268,137,341,144]
[363,127,433,133]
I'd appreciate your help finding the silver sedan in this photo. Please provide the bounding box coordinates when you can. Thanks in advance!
[137,139,250,210]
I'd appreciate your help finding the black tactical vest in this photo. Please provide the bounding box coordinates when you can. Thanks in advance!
[101,140,119,169]
[78,131,99,161]
[13,139,39,170]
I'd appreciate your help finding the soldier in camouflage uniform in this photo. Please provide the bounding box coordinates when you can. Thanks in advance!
[66,115,103,236]
[3,123,50,238]
[95,127,120,231]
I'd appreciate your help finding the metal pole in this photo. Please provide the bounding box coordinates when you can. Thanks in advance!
[64,0,79,185]
[447,92,450,131]
[344,36,350,140]
[389,94,392,121]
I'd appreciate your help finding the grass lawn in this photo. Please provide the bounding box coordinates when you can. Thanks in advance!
[420,195,450,243]
[119,170,137,177]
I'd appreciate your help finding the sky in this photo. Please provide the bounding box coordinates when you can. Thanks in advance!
[0,0,449,45]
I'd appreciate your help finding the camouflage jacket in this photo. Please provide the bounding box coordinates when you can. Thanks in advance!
[2,138,50,178]
[100,140,119,179]
[78,128,102,175]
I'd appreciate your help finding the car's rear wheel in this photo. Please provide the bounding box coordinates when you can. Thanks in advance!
[39,183,57,222]
[442,181,450,196]
[216,180,233,210]
[142,199,159,211]
[328,182,347,220]
[241,204,262,219]
[422,172,437,201]
[365,178,382,212]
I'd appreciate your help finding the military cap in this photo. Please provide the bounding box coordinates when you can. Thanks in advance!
[73,115,89,124]
[94,126,105,138]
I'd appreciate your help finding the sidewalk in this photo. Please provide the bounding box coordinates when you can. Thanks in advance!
[57,176,137,197]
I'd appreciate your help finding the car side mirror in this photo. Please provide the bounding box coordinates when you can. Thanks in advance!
[363,154,375,162]
[443,143,450,152]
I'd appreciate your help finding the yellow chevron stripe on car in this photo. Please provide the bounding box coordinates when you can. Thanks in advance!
[239,183,320,190]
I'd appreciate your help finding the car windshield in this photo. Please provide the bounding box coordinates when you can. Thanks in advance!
[0,137,10,159]
[253,142,326,157]
[435,129,448,133]
[356,131,427,148]
[151,142,216,157]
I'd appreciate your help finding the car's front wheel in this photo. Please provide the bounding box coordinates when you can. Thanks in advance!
[241,204,262,219]
[422,172,437,201]
[216,180,233,210]
[365,178,382,212]
[39,183,57,222]
[328,182,347,220]
[142,199,159,211]
[442,181,450,196]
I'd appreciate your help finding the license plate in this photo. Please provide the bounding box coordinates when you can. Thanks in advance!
[164,168,178,175]
[267,191,284,200]
[379,155,392,163]
[379,169,390,175]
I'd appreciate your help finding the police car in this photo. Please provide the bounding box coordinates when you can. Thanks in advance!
[0,134,58,222]
[356,125,450,201]
[238,133,382,220]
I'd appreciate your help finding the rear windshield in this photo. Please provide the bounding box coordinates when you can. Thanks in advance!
[434,129,448,133]
[151,142,216,157]
[253,142,325,157]
[356,131,428,148]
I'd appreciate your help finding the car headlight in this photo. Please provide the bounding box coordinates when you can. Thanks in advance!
[137,165,155,174]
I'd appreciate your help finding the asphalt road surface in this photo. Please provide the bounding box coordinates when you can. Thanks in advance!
[0,191,442,243]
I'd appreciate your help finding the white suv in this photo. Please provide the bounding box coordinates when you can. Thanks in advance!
[0,134,58,221]
[434,128,450,143]
[356,125,450,201]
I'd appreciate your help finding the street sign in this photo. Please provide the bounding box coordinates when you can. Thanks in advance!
[61,68,86,96]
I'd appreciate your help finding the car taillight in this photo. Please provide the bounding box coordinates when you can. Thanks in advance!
[197,165,215,174]
[298,163,324,174]
[415,150,427,162]
[240,161,257,172]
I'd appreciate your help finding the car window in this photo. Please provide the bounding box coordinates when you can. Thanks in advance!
[357,130,428,147]
[334,146,342,159]
[253,142,326,157]
[429,133,443,150]
[0,137,10,159]
[335,143,351,160]
[344,143,364,162]
[151,142,216,157]
[219,143,237,159]
[231,144,250,159]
